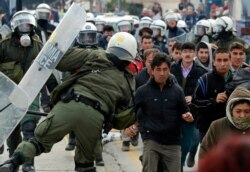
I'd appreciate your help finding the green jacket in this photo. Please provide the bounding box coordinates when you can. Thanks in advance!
[0,34,43,124]
[56,47,135,117]
[199,87,250,159]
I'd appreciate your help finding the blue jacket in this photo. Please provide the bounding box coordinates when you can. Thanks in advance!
[135,77,189,145]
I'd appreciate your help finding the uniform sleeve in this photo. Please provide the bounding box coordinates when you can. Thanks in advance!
[56,48,92,72]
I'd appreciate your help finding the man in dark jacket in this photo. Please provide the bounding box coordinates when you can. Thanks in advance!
[192,48,233,142]
[170,42,207,170]
[135,52,193,172]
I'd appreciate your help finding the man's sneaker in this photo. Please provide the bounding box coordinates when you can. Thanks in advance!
[0,145,4,154]
[187,153,195,167]
[121,141,130,151]
[65,143,75,151]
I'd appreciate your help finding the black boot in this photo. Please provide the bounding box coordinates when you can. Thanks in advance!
[95,155,104,166]
[22,159,35,172]
[0,153,22,172]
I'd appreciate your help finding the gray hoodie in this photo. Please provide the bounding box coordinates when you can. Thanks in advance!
[194,41,213,72]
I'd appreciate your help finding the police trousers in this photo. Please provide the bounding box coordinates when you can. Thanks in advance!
[15,100,104,170]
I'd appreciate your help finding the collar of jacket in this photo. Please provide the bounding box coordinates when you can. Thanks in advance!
[148,76,175,89]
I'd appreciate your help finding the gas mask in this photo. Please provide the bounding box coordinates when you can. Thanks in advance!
[18,24,32,47]
[20,34,31,47]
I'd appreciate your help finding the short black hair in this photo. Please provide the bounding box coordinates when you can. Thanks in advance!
[151,52,171,69]
[172,42,182,52]
[196,42,209,52]
[231,99,250,111]
[181,42,195,51]
[213,48,230,60]
[103,25,114,32]
[141,35,153,43]
[139,27,153,36]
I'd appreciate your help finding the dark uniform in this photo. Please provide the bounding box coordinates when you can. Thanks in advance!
[0,33,43,170]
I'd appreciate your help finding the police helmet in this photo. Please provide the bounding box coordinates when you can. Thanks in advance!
[107,32,137,62]
[215,16,234,33]
[150,19,166,37]
[36,3,51,21]
[194,19,212,36]
[139,16,152,28]
[76,22,98,46]
[10,11,37,33]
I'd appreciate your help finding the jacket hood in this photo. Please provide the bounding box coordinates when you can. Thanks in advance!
[194,41,213,72]
[226,87,250,129]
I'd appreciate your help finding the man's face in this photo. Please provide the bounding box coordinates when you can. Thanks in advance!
[167,40,176,55]
[172,48,181,61]
[213,53,231,76]
[167,20,177,28]
[141,38,153,50]
[181,49,195,63]
[145,52,155,75]
[230,48,245,69]
[232,103,250,118]
[152,62,170,85]
[197,48,209,64]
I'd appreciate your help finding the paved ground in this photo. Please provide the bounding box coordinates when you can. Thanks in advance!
[0,129,198,172]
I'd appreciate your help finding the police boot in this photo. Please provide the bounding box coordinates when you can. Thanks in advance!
[95,155,104,166]
[0,153,22,172]
[22,159,35,172]
[65,139,76,151]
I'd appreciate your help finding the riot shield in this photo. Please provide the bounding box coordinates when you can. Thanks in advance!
[0,3,86,146]
[0,73,29,146]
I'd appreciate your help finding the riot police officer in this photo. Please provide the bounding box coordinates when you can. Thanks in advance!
[0,11,43,172]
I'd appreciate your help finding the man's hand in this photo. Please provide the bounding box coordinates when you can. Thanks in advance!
[216,91,228,103]
[124,124,137,137]
[185,96,192,105]
[182,112,194,122]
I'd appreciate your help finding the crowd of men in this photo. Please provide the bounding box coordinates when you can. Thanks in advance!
[0,1,250,172]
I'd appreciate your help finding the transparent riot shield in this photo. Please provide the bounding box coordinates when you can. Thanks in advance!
[0,73,29,146]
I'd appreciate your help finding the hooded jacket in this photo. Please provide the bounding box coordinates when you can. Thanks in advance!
[194,41,213,72]
[199,87,250,158]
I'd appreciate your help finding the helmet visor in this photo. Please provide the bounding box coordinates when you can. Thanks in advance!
[152,28,160,37]
[118,25,131,33]
[194,26,206,36]
[107,47,135,62]
[18,24,32,33]
[214,25,224,33]
[37,11,50,20]
[77,31,97,45]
